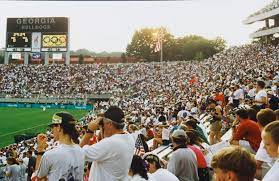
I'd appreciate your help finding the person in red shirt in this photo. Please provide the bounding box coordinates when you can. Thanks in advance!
[230,109,261,153]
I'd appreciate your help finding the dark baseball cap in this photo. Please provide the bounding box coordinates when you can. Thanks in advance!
[104,106,125,124]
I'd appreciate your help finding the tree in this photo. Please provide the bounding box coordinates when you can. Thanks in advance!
[126,28,226,62]
[211,36,227,53]
[126,27,174,62]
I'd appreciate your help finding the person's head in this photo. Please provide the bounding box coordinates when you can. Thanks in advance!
[235,109,249,121]
[101,106,125,137]
[186,129,204,145]
[275,109,279,120]
[6,157,18,165]
[211,146,256,181]
[143,153,161,174]
[158,115,166,122]
[171,129,188,147]
[208,99,217,108]
[26,150,32,158]
[128,124,139,133]
[129,155,148,180]
[247,108,258,122]
[49,112,79,144]
[256,108,276,131]
[185,119,197,130]
[262,121,279,158]
[256,81,265,91]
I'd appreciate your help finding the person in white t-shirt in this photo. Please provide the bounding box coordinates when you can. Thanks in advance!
[255,109,277,180]
[262,121,279,181]
[254,81,268,109]
[35,112,85,181]
[80,106,137,181]
[143,153,179,181]
[232,85,244,107]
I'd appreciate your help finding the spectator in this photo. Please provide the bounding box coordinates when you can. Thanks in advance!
[26,150,36,181]
[167,130,199,181]
[255,108,276,179]
[262,121,279,181]
[254,81,268,109]
[230,109,261,153]
[5,157,21,181]
[211,146,256,181]
[128,155,149,181]
[206,100,222,144]
[267,90,279,111]
[80,106,137,181]
[143,153,178,181]
[35,112,85,180]
[232,85,244,108]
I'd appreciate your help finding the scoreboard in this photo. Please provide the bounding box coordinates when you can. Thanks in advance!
[6,32,32,51]
[6,17,68,52]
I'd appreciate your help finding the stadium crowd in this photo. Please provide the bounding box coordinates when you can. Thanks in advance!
[0,42,279,181]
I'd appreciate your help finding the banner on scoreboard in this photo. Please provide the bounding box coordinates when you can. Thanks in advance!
[31,32,41,52]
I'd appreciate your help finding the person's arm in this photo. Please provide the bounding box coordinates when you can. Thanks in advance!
[33,134,49,181]
[35,134,48,172]
[255,160,263,180]
[80,118,102,147]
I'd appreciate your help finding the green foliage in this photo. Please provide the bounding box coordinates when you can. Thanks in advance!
[126,28,227,62]
[71,49,123,57]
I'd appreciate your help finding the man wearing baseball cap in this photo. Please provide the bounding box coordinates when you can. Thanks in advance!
[80,106,138,181]
[167,129,199,181]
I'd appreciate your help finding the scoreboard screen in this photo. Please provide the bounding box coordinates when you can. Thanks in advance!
[42,34,67,48]
[6,32,31,51]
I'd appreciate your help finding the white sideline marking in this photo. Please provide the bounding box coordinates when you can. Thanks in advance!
[0,123,48,138]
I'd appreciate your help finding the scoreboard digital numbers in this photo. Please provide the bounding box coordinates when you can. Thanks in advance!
[6,17,68,52]
[6,32,32,51]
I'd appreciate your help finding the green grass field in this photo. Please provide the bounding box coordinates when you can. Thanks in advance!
[0,107,88,148]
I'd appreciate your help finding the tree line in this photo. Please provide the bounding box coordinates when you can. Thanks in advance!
[126,27,226,62]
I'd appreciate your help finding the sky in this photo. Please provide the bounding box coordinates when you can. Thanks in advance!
[0,0,274,52]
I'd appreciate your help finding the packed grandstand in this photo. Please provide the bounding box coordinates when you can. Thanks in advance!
[0,1,279,181]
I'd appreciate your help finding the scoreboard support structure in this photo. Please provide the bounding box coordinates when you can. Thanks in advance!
[45,52,49,65]
[24,52,28,65]
[4,52,9,64]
